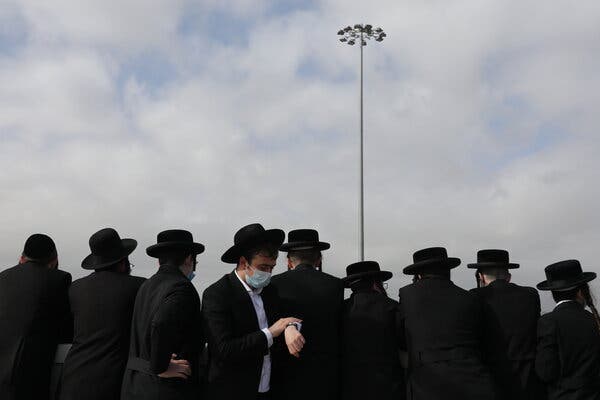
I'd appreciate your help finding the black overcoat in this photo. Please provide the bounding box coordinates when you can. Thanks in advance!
[470,280,544,399]
[398,277,497,400]
[58,270,145,400]
[201,271,281,399]
[536,301,600,400]
[0,262,71,400]
[269,264,344,400]
[341,289,405,400]
[121,264,203,400]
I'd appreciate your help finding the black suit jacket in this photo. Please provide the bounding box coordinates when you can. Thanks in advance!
[269,264,344,400]
[121,264,203,400]
[0,262,71,400]
[341,289,405,400]
[58,270,145,400]
[398,277,497,400]
[202,271,280,399]
[471,280,543,399]
[536,301,600,400]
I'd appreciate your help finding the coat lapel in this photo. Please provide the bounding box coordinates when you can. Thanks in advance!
[227,271,260,330]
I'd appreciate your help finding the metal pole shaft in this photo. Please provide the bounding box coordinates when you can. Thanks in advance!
[359,31,364,261]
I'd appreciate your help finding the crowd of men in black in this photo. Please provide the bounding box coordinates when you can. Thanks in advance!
[0,223,599,400]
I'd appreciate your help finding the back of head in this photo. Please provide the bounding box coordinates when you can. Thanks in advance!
[287,249,321,268]
[417,269,451,280]
[22,233,57,265]
[159,250,190,267]
[554,283,600,333]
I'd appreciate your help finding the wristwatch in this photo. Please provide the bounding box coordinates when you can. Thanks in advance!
[285,321,302,331]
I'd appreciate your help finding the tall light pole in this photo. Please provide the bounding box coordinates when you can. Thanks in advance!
[338,24,386,261]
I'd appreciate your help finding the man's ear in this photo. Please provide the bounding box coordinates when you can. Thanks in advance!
[507,273,512,283]
[48,257,59,270]
[287,258,294,270]
[19,255,27,264]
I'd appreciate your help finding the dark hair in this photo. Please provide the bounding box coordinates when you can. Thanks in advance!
[159,250,190,267]
[418,269,451,280]
[478,267,510,280]
[551,287,579,303]
[23,233,57,264]
[100,258,128,273]
[349,277,375,292]
[101,260,122,272]
[581,284,600,333]
[287,249,321,266]
[238,242,279,266]
[349,277,386,294]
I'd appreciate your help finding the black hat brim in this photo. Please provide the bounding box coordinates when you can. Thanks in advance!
[403,257,461,275]
[221,229,285,264]
[536,271,596,291]
[82,239,137,270]
[467,262,520,269]
[343,270,393,288]
[280,241,330,252]
[146,241,205,258]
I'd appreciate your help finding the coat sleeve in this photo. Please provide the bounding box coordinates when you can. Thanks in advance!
[58,272,73,343]
[149,283,198,374]
[201,285,268,363]
[397,291,407,351]
[535,315,560,382]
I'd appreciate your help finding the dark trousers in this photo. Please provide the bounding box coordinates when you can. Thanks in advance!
[257,391,271,400]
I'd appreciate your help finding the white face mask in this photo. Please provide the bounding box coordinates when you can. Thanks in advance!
[245,266,271,289]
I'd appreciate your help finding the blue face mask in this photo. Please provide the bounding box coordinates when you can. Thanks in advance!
[245,267,271,289]
[187,271,196,281]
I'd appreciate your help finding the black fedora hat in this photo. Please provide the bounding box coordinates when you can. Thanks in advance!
[82,228,137,270]
[537,259,596,291]
[146,229,205,258]
[342,261,392,288]
[280,229,330,252]
[467,249,519,269]
[221,223,285,264]
[403,247,461,275]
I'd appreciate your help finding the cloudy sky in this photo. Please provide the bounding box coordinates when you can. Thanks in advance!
[1,0,599,311]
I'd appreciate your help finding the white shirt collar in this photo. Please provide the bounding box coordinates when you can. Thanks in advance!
[234,269,262,294]
[555,299,575,309]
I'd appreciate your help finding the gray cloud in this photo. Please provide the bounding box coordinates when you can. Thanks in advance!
[1,0,599,311]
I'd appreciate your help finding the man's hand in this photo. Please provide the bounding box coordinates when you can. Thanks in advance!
[268,317,302,338]
[284,325,305,358]
[158,353,191,379]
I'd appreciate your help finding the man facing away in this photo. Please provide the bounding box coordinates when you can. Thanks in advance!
[536,260,600,400]
[59,228,145,400]
[0,234,72,400]
[341,261,405,400]
[121,229,205,400]
[468,249,543,400]
[269,228,344,400]
[398,247,497,400]
[202,223,304,400]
